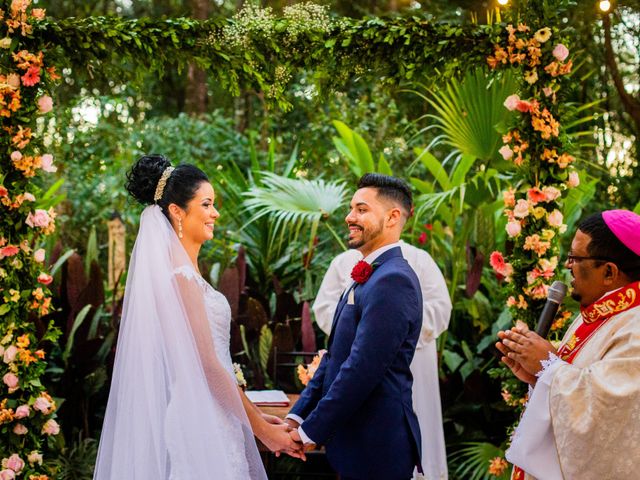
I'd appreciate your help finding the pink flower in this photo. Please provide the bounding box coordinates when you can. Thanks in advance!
[543,87,554,97]
[40,154,57,173]
[14,405,30,419]
[548,209,564,228]
[418,232,427,244]
[6,74,20,89]
[504,94,520,111]
[22,192,35,202]
[41,419,60,436]
[10,151,21,162]
[26,209,51,228]
[506,220,522,238]
[567,171,580,188]
[513,199,530,218]
[542,186,561,202]
[37,273,53,285]
[499,145,513,160]
[33,249,45,263]
[3,345,18,363]
[0,469,15,480]
[3,454,24,474]
[3,372,19,389]
[12,424,27,435]
[552,44,569,62]
[26,451,42,466]
[33,395,53,414]
[37,95,53,114]
[0,245,20,259]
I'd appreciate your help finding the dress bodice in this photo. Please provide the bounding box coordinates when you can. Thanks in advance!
[173,265,235,378]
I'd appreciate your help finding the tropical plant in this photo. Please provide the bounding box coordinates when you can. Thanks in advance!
[244,171,349,255]
[449,442,511,480]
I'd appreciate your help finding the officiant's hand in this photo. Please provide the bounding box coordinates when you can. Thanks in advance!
[496,322,539,385]
[498,324,557,377]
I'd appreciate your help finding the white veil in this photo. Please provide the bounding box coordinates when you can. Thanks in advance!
[94,205,266,479]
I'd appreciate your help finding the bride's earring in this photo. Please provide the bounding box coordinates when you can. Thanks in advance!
[178,218,183,239]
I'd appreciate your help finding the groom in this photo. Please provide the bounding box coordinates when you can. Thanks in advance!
[286,173,423,480]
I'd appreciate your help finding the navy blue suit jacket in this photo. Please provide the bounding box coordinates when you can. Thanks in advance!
[291,247,423,480]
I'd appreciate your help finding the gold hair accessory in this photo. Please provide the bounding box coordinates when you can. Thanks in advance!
[154,166,175,202]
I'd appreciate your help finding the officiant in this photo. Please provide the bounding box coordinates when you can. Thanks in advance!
[313,241,451,480]
[496,210,640,479]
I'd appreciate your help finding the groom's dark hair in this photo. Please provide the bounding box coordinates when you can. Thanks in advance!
[357,173,413,218]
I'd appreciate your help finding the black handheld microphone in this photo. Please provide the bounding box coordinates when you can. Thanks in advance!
[535,280,568,338]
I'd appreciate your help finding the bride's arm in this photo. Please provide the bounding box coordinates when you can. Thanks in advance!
[237,386,304,458]
[174,272,302,456]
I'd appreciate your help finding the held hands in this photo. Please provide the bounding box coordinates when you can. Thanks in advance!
[495,321,557,385]
[260,415,309,461]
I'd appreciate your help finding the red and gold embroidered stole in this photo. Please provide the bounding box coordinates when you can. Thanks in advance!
[512,281,640,480]
[557,280,640,363]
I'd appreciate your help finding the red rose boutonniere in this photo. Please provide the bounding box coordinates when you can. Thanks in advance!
[351,260,374,284]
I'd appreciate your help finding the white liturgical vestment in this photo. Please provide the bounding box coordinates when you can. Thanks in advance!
[313,241,452,480]
[506,302,640,479]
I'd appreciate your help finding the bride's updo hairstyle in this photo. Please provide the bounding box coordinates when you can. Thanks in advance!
[125,154,209,220]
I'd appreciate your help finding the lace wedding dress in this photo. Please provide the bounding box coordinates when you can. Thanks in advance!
[94,206,267,480]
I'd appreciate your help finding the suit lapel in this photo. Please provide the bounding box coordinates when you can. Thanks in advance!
[328,282,355,348]
[326,246,404,349]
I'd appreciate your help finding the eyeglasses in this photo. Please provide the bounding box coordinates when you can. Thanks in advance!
[566,254,615,265]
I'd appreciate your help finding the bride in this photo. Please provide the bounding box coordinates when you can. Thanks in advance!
[94,155,302,479]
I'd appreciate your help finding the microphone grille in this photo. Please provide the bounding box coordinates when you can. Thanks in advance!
[548,280,568,303]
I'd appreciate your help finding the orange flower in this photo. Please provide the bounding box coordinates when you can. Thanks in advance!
[46,66,61,81]
[557,153,574,168]
[12,49,43,70]
[35,349,46,359]
[11,125,32,148]
[488,456,509,476]
[16,333,30,348]
[19,348,37,365]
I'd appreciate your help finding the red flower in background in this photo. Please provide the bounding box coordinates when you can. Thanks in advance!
[418,232,428,244]
[351,260,373,284]
[21,66,40,86]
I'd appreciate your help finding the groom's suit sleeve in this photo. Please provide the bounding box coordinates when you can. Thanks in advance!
[288,353,328,420]
[299,271,421,445]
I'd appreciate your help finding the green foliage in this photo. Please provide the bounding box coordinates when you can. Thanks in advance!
[50,437,98,480]
[243,171,349,253]
[416,68,519,162]
[35,12,499,111]
[449,442,510,480]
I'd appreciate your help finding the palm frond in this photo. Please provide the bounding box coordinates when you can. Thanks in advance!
[243,172,349,251]
[449,441,509,480]
[425,68,519,162]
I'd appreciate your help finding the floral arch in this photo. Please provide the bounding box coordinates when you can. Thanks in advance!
[0,0,579,476]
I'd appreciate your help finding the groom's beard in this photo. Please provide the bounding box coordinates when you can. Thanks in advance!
[347,219,384,250]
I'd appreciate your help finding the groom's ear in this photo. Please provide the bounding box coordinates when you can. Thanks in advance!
[386,206,403,227]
